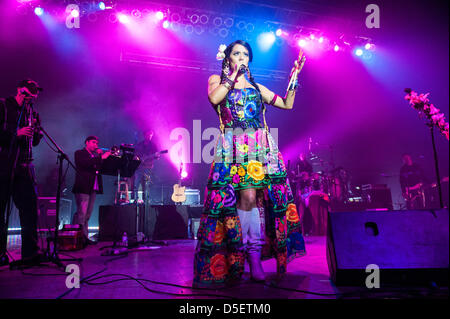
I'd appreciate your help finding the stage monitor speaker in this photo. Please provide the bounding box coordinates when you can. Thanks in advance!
[326,209,449,286]
[98,205,144,241]
[37,197,72,232]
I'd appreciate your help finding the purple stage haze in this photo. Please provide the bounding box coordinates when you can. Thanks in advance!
[0,0,448,225]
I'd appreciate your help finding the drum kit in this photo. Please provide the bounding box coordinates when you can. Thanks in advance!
[291,162,350,204]
[290,142,351,236]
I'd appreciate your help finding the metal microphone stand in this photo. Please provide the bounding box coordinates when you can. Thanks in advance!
[39,126,81,267]
[427,123,444,209]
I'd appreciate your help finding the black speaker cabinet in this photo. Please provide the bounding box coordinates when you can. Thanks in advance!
[36,197,72,231]
[98,205,145,241]
[149,205,189,240]
[326,209,449,286]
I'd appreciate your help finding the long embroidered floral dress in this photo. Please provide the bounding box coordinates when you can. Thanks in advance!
[193,86,306,287]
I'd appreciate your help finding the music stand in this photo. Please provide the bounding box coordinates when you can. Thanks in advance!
[100,146,141,247]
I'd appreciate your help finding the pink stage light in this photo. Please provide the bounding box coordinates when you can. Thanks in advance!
[162,20,170,29]
[364,43,375,51]
[70,9,80,18]
[298,39,307,47]
[181,171,188,179]
[310,34,315,40]
[131,9,142,18]
[318,36,324,43]
[118,13,130,24]
[333,44,340,52]
[276,29,283,37]
[155,11,164,20]
[355,48,363,56]
[34,7,44,16]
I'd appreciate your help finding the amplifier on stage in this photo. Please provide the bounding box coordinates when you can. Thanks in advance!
[57,224,84,251]
[361,184,393,210]
[184,188,200,206]
[37,197,72,232]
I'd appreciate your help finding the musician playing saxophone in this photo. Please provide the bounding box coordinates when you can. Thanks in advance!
[0,79,44,267]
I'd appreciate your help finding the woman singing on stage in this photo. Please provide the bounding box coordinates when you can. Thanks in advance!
[193,40,306,288]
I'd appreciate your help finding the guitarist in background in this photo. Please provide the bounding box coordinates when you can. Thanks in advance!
[132,130,160,202]
[400,153,427,210]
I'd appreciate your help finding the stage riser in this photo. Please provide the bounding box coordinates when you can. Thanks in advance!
[98,205,200,241]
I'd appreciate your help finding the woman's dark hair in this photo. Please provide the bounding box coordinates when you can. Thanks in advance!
[220,40,261,96]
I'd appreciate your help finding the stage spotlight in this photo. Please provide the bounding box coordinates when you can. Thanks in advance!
[298,39,307,47]
[213,16,223,27]
[333,44,340,52]
[190,14,199,24]
[224,17,234,28]
[118,13,130,24]
[267,32,276,43]
[162,20,170,29]
[218,28,228,38]
[365,43,375,51]
[98,2,106,10]
[275,29,282,37]
[258,32,276,51]
[155,11,164,20]
[200,14,209,24]
[131,9,142,18]
[310,34,315,40]
[318,36,324,43]
[181,171,188,179]
[170,12,181,23]
[34,7,44,16]
[236,20,246,30]
[70,9,80,18]
[185,24,194,34]
[355,48,363,56]
[108,13,118,23]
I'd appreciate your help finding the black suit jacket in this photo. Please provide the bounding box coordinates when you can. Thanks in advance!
[0,97,43,176]
[72,148,104,194]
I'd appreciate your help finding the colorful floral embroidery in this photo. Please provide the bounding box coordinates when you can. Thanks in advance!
[194,87,306,288]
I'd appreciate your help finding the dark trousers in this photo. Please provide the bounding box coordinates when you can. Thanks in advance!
[72,192,96,239]
[0,164,39,259]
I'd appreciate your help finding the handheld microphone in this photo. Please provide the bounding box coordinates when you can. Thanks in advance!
[238,64,248,74]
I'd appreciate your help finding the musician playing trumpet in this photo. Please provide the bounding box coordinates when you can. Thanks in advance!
[72,135,111,246]
[0,79,44,266]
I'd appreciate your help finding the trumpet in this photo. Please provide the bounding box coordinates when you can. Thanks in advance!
[98,146,121,156]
